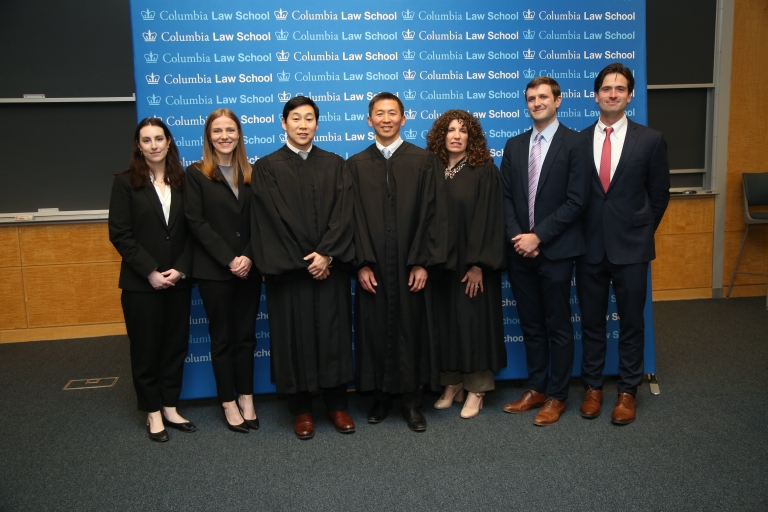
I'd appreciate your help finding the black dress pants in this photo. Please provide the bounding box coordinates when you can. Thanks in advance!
[198,275,261,402]
[507,252,575,401]
[576,257,648,396]
[288,384,348,415]
[121,286,192,412]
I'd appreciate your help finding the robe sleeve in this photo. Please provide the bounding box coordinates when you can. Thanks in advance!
[249,158,304,276]
[350,159,377,271]
[314,160,355,264]
[465,162,506,271]
[407,152,450,269]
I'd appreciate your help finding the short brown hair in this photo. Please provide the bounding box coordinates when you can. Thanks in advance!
[367,92,404,117]
[525,76,561,99]
[594,62,635,95]
[425,110,492,168]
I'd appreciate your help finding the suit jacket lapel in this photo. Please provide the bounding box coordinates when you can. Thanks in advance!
[608,120,639,193]
[585,121,604,193]
[213,165,243,206]
[143,185,168,228]
[518,132,533,202]
[167,187,180,229]
[535,124,563,198]
[236,168,247,210]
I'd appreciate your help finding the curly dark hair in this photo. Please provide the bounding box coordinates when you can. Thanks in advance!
[425,109,492,168]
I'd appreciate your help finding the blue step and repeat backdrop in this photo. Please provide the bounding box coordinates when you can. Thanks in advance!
[128,0,653,398]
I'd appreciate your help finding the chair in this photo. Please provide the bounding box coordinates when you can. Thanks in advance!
[726,172,768,308]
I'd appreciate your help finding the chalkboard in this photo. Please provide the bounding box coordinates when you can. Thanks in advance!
[0,1,134,98]
[0,102,136,213]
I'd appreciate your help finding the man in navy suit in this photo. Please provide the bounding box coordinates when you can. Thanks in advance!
[577,62,670,425]
[500,77,591,426]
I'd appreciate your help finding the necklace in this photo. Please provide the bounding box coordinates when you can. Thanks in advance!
[444,156,467,180]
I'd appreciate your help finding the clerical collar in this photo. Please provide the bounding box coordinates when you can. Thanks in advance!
[375,137,403,156]
[286,142,313,154]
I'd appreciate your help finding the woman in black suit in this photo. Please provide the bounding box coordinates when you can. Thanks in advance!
[109,118,195,442]
[185,108,261,433]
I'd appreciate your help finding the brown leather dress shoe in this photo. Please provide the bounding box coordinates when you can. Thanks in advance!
[580,388,603,419]
[327,410,355,434]
[503,390,547,413]
[611,393,636,425]
[533,398,565,426]
[294,413,315,439]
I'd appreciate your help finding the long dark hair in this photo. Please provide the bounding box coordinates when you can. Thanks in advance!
[122,118,184,190]
[425,109,492,168]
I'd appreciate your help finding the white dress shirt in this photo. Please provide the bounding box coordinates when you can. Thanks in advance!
[593,114,628,180]
[150,174,171,224]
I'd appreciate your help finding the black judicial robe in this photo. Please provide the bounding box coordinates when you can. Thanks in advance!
[348,141,449,395]
[251,145,355,394]
[432,161,507,374]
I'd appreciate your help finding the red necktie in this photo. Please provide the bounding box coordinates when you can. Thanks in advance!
[599,127,613,192]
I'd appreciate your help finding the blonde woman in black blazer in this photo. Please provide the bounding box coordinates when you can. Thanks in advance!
[185,108,261,433]
[109,118,195,442]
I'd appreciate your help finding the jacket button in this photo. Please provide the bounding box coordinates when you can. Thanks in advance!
[166,236,170,241]
[236,232,241,237]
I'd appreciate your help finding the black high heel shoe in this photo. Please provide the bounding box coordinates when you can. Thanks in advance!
[146,419,169,442]
[222,405,249,434]
[163,418,197,433]
[237,402,260,430]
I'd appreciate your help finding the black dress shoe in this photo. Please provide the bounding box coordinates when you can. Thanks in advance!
[163,419,197,433]
[402,407,427,432]
[367,400,392,424]
[147,425,169,443]
[237,403,259,430]
[222,405,249,434]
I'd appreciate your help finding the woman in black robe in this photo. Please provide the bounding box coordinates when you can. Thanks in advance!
[426,109,507,418]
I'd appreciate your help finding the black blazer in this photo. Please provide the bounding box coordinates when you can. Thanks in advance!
[580,119,670,265]
[185,164,254,281]
[500,123,591,261]
[108,172,192,292]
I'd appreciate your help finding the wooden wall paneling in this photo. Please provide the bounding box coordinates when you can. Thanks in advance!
[656,197,715,236]
[653,233,714,291]
[0,267,27,329]
[23,262,123,328]
[722,228,768,287]
[0,227,21,267]
[19,224,120,266]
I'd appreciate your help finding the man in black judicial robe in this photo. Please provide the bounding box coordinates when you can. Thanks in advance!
[348,92,449,432]
[251,96,356,440]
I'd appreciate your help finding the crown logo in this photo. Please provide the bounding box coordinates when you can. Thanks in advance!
[142,30,157,42]
[277,71,290,82]
[403,89,416,100]
[141,9,155,21]
[403,69,416,80]
[275,29,288,41]
[402,49,415,60]
[404,109,417,120]
[523,48,535,59]
[523,68,536,79]
[145,73,160,84]
[144,52,158,63]
[523,9,535,20]
[404,128,417,140]
[276,50,290,62]
[147,94,161,106]
[278,91,292,102]
[523,29,535,39]
[402,29,415,40]
[401,10,415,20]
[279,133,288,143]
[274,9,288,20]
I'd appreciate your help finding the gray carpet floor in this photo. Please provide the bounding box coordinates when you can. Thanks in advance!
[1,297,767,511]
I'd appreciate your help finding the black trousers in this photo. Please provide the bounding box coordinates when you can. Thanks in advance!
[288,385,348,415]
[507,252,575,401]
[197,276,261,402]
[576,257,648,396]
[121,286,191,413]
[374,390,423,409]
